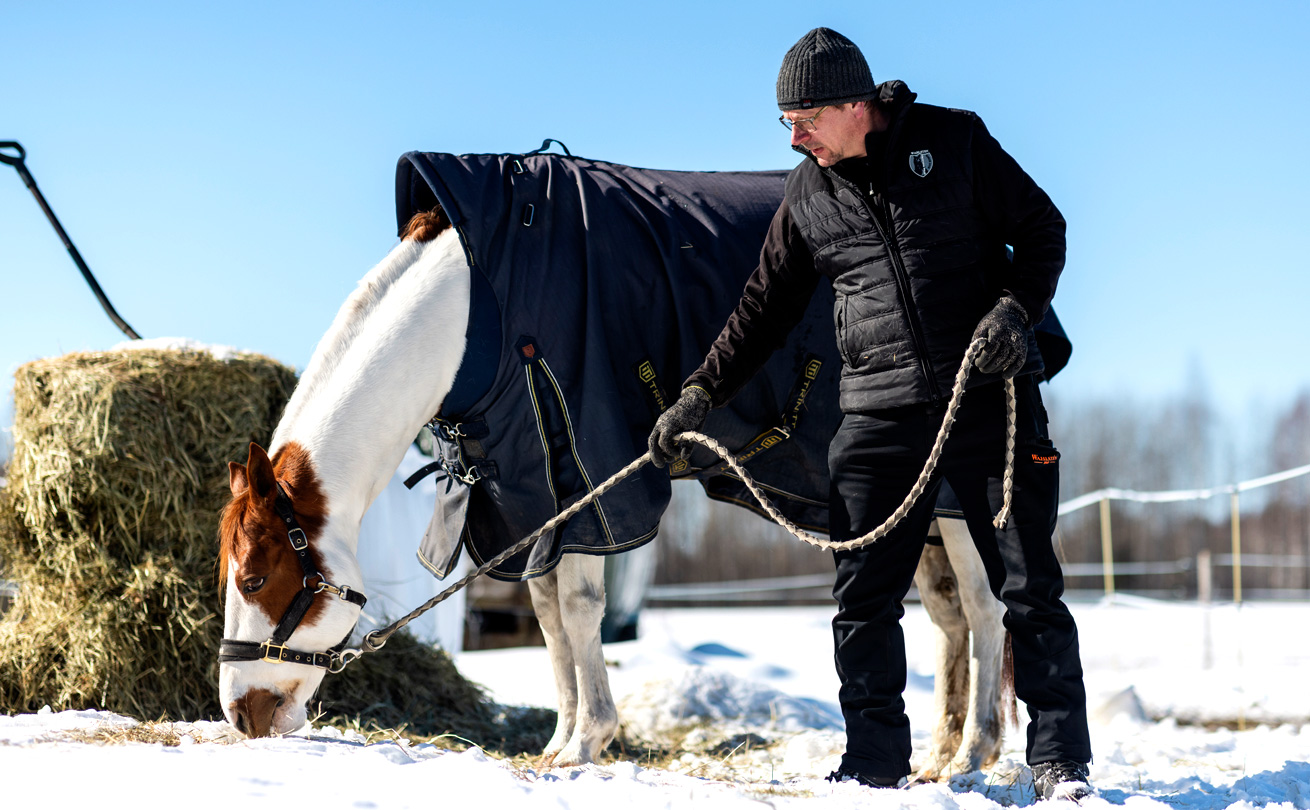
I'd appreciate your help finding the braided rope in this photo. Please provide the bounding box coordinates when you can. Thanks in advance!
[993,377,1018,530]
[337,338,1014,669]
[674,338,1013,553]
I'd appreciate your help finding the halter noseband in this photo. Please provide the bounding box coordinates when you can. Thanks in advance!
[218,483,368,673]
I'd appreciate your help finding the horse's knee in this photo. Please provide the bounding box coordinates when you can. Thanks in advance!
[529,573,568,634]
[557,556,606,623]
[917,545,967,634]
[562,577,604,617]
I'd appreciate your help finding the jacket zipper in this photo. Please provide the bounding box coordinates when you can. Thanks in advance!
[837,173,943,403]
[878,194,941,402]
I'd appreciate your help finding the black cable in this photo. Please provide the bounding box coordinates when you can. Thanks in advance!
[1,141,141,340]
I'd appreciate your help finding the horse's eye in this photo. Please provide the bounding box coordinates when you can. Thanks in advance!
[241,577,267,594]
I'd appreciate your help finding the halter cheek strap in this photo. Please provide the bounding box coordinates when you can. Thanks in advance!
[218,483,368,672]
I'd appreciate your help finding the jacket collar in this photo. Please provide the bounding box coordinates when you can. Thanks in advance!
[791,80,917,167]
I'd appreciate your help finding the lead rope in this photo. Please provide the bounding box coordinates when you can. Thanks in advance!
[335,338,1015,670]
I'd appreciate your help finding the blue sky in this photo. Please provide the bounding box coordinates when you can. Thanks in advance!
[3,1,1309,460]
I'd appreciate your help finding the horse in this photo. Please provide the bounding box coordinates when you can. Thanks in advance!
[218,152,1039,775]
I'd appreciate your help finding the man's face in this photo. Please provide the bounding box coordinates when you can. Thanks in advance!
[785,102,871,167]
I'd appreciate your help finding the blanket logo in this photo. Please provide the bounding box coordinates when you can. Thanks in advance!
[783,356,824,433]
[909,149,934,178]
[634,359,669,415]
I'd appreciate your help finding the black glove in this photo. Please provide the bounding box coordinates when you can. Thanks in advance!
[647,386,712,467]
[972,295,1029,377]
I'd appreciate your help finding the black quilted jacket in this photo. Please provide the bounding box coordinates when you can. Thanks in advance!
[686,81,1065,412]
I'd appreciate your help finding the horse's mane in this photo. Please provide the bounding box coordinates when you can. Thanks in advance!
[273,209,452,446]
[217,493,247,593]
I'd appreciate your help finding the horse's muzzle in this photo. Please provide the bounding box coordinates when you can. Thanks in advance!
[230,687,286,738]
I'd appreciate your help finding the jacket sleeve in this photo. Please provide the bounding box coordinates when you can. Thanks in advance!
[971,116,1066,324]
[682,198,820,408]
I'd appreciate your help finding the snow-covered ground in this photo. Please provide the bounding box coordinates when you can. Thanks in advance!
[4,599,1310,809]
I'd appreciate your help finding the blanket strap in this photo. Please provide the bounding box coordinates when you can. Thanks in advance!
[672,355,824,479]
[524,138,572,157]
[406,417,498,489]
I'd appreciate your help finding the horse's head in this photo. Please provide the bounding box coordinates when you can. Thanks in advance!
[217,442,365,737]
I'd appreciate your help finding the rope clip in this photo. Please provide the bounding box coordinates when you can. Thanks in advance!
[328,649,360,674]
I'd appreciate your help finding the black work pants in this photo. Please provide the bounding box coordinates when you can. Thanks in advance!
[828,375,1091,779]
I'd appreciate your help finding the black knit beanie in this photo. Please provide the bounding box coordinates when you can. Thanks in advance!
[776,27,876,111]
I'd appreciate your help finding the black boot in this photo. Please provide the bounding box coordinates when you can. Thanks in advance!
[826,767,902,788]
[1032,760,1094,801]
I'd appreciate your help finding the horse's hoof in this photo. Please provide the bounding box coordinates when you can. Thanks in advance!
[549,740,597,768]
[948,756,987,777]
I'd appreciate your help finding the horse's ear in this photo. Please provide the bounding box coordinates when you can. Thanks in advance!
[229,461,249,497]
[245,443,278,505]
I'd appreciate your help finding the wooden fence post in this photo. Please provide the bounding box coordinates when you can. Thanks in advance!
[1231,490,1242,605]
[1197,548,1213,604]
[1099,497,1114,600]
[1198,547,1213,670]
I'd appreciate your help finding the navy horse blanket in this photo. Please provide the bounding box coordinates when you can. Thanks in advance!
[394,148,1069,581]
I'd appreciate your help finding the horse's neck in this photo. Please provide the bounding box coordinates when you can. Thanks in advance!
[271,230,470,549]
[277,239,426,433]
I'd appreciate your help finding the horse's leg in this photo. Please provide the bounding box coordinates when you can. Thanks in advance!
[527,567,579,764]
[546,552,618,766]
[913,520,971,782]
[939,516,1009,774]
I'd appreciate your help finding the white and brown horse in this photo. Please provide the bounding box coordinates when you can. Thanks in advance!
[218,208,1011,773]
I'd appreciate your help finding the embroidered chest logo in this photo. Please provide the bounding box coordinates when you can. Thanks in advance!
[909,149,934,178]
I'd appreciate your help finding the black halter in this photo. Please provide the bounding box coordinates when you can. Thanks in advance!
[218,484,368,672]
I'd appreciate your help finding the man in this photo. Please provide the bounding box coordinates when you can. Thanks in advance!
[648,28,1093,799]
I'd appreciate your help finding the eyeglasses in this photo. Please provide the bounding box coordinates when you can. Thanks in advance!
[779,106,829,133]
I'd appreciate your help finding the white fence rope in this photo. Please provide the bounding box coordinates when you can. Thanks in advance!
[651,461,1310,604]
[1057,462,1310,516]
[1053,461,1310,604]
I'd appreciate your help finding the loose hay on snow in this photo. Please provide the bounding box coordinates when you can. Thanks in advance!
[0,347,498,742]
[313,630,559,755]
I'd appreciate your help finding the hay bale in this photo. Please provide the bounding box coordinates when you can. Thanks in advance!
[0,347,297,718]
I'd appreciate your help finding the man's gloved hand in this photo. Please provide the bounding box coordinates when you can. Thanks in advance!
[972,295,1030,377]
[648,386,712,467]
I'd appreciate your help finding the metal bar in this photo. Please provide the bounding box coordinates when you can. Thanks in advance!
[1060,560,1192,576]
[1213,554,1309,567]
[644,589,833,604]
[646,573,835,599]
